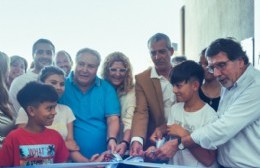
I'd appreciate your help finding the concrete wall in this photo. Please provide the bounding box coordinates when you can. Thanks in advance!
[183,0,254,61]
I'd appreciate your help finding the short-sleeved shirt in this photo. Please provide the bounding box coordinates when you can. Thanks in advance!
[9,70,39,116]
[0,128,69,167]
[59,72,120,158]
[168,103,218,167]
[16,104,76,140]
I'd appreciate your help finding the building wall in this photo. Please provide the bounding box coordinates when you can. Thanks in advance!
[183,0,254,61]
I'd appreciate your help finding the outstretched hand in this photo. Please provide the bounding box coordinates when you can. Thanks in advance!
[90,153,104,162]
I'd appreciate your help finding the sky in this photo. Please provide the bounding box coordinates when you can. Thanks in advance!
[0,0,183,75]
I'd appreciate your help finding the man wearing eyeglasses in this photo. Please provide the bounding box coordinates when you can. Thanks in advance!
[9,38,55,116]
[167,38,260,167]
[130,33,176,157]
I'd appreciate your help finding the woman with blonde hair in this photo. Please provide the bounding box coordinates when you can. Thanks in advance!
[101,51,135,156]
[0,52,15,147]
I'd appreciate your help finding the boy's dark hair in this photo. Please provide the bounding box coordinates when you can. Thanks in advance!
[170,60,204,87]
[17,81,58,111]
[39,66,65,83]
[205,38,249,65]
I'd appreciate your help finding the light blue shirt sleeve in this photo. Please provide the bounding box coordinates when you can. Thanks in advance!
[103,80,121,116]
[191,65,260,150]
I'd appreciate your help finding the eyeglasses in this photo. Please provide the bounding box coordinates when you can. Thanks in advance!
[206,60,231,73]
[109,67,128,73]
[150,49,168,57]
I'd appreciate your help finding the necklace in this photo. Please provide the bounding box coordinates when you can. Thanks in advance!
[209,99,213,105]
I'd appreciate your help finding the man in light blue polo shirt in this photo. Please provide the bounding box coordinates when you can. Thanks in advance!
[59,48,120,158]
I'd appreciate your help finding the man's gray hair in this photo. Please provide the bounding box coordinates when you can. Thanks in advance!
[76,48,101,65]
[147,33,172,49]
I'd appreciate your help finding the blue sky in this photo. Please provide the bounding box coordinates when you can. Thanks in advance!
[0,0,183,74]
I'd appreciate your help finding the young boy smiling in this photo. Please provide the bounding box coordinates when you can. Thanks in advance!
[167,60,218,167]
[0,81,69,166]
[145,61,218,167]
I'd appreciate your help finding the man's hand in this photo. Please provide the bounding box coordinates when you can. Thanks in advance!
[167,124,189,137]
[144,146,157,160]
[107,139,117,153]
[129,141,143,156]
[150,124,167,143]
[154,139,179,161]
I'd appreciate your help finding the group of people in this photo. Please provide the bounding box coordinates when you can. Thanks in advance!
[0,33,259,168]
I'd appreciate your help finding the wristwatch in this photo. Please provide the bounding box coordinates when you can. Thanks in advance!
[178,138,185,150]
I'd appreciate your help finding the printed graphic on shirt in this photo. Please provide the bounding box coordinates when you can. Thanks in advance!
[19,144,55,166]
[173,119,195,133]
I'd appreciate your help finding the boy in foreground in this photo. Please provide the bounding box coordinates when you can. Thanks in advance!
[146,61,218,167]
[0,81,69,166]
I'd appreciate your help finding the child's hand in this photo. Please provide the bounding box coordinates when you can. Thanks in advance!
[65,139,79,151]
[90,153,104,162]
[167,124,189,137]
[102,150,113,162]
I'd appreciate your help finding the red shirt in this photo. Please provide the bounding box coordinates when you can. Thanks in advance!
[0,127,69,166]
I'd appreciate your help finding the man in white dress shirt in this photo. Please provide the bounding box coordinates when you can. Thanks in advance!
[168,38,260,167]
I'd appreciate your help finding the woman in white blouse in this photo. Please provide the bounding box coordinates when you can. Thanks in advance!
[101,52,135,156]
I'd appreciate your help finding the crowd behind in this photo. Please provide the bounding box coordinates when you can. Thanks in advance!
[0,33,259,168]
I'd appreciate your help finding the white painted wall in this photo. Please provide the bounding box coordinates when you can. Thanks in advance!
[183,0,254,61]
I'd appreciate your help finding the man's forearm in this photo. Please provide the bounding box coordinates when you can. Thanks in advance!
[182,135,216,166]
[189,145,216,166]
[182,134,197,148]
[107,116,119,138]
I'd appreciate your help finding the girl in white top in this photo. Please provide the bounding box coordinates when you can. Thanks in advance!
[16,66,103,162]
